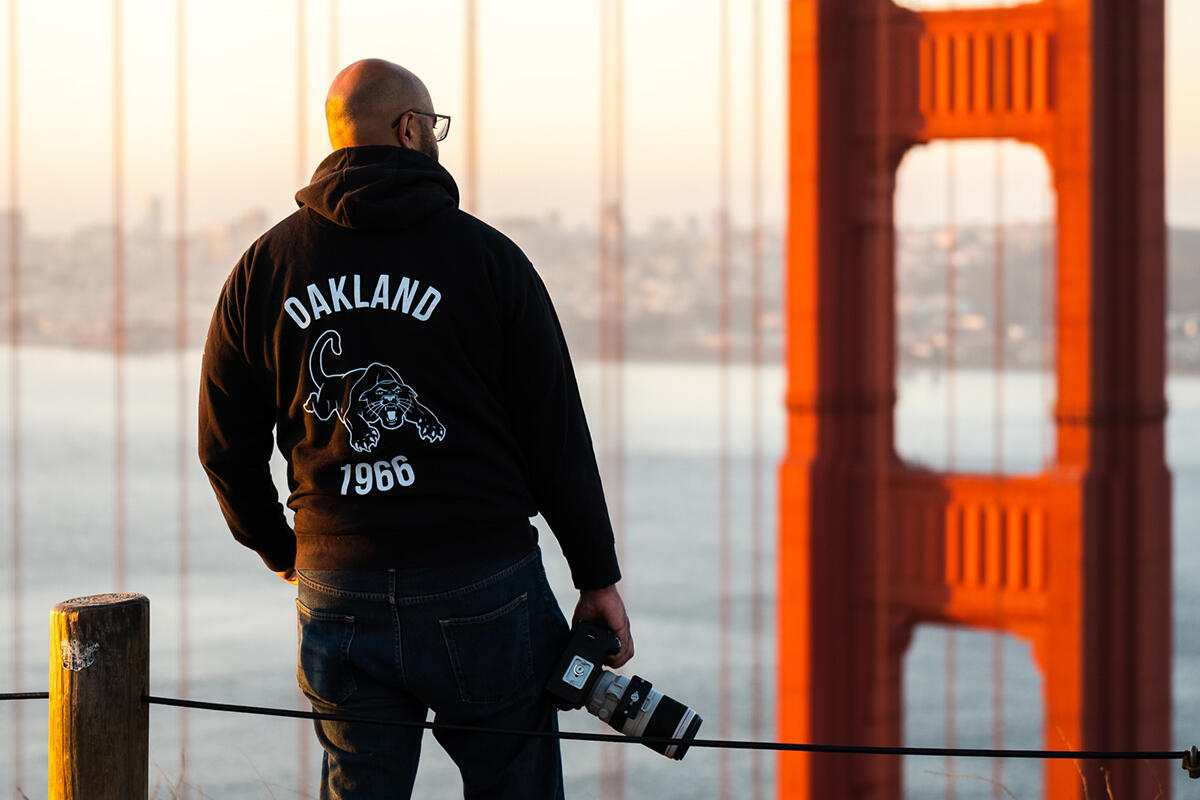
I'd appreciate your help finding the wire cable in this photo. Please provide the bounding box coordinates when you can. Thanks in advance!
[133,695,1188,762]
[748,1,765,798]
[0,692,1191,765]
[7,1,23,792]
[174,2,190,795]
[175,3,190,796]
[716,2,732,798]
[294,4,312,795]
[112,0,127,593]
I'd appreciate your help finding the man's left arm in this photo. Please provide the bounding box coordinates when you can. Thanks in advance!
[198,269,296,573]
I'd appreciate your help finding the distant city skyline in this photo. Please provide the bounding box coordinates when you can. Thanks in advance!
[1,0,1197,237]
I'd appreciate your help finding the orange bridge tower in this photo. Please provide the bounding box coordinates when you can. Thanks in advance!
[779,1,1170,798]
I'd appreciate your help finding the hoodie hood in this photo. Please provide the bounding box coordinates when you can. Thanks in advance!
[295,146,460,231]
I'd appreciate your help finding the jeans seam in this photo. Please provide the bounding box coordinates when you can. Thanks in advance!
[297,570,391,601]
[439,593,533,705]
[390,570,406,686]
[394,549,538,607]
[296,599,358,706]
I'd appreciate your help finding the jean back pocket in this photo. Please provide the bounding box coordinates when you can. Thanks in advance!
[296,598,357,706]
[439,593,533,705]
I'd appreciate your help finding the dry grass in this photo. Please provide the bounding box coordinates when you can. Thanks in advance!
[923,768,1019,798]
[923,730,1174,800]
[150,756,319,800]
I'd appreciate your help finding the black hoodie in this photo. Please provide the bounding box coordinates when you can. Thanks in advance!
[198,146,620,590]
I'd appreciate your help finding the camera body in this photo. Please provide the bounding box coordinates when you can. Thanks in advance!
[545,621,702,760]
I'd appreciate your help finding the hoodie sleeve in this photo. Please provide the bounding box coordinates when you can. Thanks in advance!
[198,258,296,572]
[502,261,621,590]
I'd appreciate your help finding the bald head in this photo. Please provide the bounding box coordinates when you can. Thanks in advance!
[325,59,437,157]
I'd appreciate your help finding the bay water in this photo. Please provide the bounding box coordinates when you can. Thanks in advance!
[0,347,1196,798]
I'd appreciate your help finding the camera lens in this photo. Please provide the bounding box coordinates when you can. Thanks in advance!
[586,672,703,760]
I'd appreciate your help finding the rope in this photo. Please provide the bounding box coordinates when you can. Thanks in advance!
[135,696,1184,762]
[0,692,1191,765]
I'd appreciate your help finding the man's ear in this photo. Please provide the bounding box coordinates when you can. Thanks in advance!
[395,112,415,149]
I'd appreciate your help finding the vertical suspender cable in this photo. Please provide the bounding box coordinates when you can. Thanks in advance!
[748,1,765,798]
[7,0,21,792]
[296,3,311,796]
[716,1,732,798]
[871,2,894,793]
[1041,185,1053,463]
[980,11,1006,799]
[175,1,190,795]
[613,0,626,572]
[989,12,1007,795]
[941,14,958,800]
[612,2,626,792]
[113,0,127,592]
[597,4,616,794]
[990,135,1006,800]
[328,0,338,78]
[943,139,958,800]
[296,0,307,187]
[462,0,477,215]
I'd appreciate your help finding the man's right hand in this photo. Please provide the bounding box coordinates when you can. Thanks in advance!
[572,584,633,668]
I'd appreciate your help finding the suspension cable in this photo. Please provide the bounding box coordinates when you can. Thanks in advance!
[328,0,338,82]
[748,1,765,798]
[174,1,190,795]
[991,139,1007,800]
[112,0,127,593]
[597,2,627,793]
[597,10,612,791]
[294,4,312,795]
[871,3,896,795]
[7,0,22,791]
[612,1,627,793]
[716,2,733,798]
[989,12,1009,797]
[944,137,959,800]
[462,0,477,215]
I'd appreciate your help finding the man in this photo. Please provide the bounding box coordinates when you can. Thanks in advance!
[199,58,631,799]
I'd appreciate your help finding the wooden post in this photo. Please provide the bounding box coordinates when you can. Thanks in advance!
[49,593,149,800]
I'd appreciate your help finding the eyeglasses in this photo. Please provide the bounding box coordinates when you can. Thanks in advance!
[393,109,451,142]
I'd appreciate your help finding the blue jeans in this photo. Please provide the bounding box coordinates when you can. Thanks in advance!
[296,547,572,799]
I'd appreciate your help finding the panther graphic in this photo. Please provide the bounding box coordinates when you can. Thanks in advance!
[302,329,446,453]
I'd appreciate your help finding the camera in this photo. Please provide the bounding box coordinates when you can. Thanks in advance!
[545,621,703,760]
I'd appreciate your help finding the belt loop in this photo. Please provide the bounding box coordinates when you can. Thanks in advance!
[388,568,397,603]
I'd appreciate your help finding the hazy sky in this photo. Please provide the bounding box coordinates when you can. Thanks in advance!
[0,0,1196,237]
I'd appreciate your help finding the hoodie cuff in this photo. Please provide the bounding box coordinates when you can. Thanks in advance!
[569,543,622,591]
[257,535,297,573]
